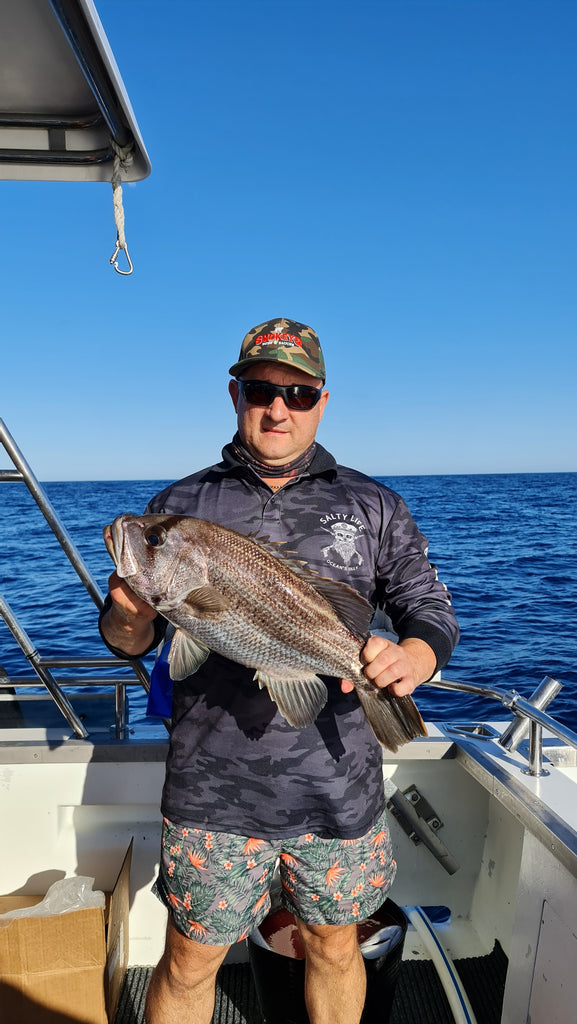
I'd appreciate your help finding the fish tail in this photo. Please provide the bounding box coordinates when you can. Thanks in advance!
[356,688,427,752]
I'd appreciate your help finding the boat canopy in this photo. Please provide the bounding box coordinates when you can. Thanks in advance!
[0,0,150,182]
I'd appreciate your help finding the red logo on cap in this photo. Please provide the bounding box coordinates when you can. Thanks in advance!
[255,332,303,348]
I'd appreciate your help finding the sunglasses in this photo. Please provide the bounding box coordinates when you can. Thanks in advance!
[236,379,323,411]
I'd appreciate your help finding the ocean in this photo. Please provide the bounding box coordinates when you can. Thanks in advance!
[1,473,576,731]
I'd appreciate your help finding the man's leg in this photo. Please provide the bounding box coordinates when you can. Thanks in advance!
[278,808,395,1024]
[145,916,230,1024]
[296,919,366,1024]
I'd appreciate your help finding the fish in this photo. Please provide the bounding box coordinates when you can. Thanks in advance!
[103,514,427,752]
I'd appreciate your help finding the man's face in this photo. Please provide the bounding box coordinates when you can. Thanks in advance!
[228,362,329,467]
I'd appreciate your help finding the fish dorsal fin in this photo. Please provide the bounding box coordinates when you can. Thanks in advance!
[306,574,374,639]
[247,534,373,636]
[255,671,328,728]
[168,630,211,680]
[182,585,229,618]
[246,531,271,544]
[248,535,309,570]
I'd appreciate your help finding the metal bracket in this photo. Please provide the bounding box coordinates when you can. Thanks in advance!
[384,778,459,874]
[402,785,444,836]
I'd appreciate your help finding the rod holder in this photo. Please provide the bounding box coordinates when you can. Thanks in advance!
[499,676,562,752]
[522,720,549,778]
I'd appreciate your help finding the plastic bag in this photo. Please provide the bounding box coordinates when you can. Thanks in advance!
[360,924,405,959]
[0,876,105,925]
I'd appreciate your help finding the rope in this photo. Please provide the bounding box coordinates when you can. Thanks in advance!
[109,139,135,275]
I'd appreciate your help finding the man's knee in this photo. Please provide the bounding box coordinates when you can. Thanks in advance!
[295,920,360,968]
[161,917,230,988]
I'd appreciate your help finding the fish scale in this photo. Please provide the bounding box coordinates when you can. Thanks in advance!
[204,531,360,676]
[104,513,427,752]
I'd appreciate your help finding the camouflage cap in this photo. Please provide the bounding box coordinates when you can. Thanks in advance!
[229,318,326,381]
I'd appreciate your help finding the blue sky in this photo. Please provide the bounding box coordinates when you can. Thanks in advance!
[2,0,576,481]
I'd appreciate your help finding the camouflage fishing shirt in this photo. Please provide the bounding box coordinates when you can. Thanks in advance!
[103,442,459,840]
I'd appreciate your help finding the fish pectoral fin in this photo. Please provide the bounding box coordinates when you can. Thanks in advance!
[255,672,328,728]
[356,687,427,752]
[168,629,211,681]
[183,585,229,618]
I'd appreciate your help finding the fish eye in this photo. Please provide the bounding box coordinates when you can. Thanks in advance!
[144,526,167,548]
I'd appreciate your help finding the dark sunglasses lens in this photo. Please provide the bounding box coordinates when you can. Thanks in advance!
[241,382,275,406]
[286,387,320,410]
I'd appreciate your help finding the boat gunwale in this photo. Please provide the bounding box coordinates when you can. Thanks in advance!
[453,733,577,876]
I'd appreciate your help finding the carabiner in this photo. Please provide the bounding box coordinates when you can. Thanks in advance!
[109,240,134,276]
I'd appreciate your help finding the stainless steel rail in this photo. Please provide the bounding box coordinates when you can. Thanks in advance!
[1,594,89,739]
[0,417,152,739]
[428,675,577,776]
[0,419,104,608]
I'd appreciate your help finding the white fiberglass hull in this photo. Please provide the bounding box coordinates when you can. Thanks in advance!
[2,709,577,1023]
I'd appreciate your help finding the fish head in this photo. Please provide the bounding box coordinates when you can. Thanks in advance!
[102,514,209,610]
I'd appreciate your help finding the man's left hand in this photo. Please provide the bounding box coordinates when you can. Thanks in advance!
[341,636,437,697]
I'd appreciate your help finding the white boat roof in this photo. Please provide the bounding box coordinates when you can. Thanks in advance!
[0,0,150,182]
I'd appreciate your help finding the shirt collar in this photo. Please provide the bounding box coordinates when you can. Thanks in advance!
[217,439,337,479]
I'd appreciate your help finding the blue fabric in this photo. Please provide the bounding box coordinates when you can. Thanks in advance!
[147,641,173,718]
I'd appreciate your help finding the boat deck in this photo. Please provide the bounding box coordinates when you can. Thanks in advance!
[114,943,508,1024]
[3,690,577,1023]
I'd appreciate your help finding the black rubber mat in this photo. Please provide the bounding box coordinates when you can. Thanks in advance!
[114,964,264,1024]
[114,942,507,1024]
[113,967,153,1024]
[390,942,507,1023]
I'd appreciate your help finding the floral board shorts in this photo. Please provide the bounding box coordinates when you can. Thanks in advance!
[153,806,396,945]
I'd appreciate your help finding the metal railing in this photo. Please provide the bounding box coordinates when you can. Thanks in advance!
[428,675,577,777]
[0,418,152,740]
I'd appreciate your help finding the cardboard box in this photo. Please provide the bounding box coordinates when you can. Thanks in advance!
[0,841,132,1024]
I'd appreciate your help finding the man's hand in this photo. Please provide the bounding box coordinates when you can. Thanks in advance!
[341,636,436,697]
[100,571,158,656]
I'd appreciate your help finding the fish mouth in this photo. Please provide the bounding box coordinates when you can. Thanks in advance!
[102,516,139,578]
[103,523,117,563]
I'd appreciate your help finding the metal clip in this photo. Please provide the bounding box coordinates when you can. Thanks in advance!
[109,240,134,276]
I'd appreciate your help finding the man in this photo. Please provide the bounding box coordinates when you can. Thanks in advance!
[100,317,459,1024]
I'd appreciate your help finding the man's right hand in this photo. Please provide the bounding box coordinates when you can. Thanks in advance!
[100,571,158,656]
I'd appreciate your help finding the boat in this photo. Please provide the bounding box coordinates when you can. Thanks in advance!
[2,5,577,1024]
[0,0,151,274]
